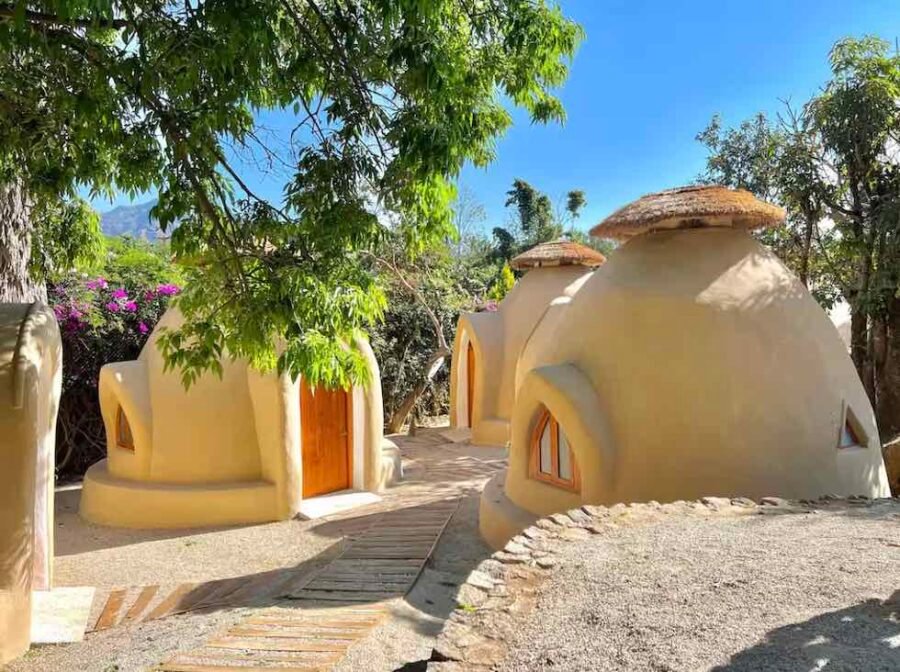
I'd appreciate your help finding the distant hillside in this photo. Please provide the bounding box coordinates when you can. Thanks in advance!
[100,200,164,239]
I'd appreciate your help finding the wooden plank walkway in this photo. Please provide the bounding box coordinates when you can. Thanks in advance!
[153,498,461,671]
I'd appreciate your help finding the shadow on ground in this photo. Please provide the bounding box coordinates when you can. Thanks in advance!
[712,590,900,671]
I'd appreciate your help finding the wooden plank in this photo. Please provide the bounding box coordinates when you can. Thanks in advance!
[169,649,342,665]
[307,581,411,592]
[93,589,127,631]
[168,581,232,615]
[227,627,368,640]
[122,585,159,624]
[342,550,429,559]
[244,618,378,629]
[329,558,422,567]
[160,664,332,672]
[311,574,417,583]
[207,638,349,653]
[290,590,401,602]
[144,583,196,621]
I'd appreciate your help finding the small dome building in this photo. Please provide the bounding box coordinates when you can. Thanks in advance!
[481,185,891,548]
[80,309,400,528]
[449,240,606,446]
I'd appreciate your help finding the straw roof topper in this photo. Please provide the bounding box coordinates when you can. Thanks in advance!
[590,185,785,241]
[509,239,607,271]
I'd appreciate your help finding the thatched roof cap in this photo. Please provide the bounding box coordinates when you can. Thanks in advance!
[509,239,607,270]
[590,185,785,240]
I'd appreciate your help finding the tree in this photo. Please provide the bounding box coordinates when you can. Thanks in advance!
[0,0,583,389]
[490,179,594,264]
[697,36,900,439]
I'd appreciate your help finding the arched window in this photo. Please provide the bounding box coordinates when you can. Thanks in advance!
[529,406,579,491]
[116,406,134,451]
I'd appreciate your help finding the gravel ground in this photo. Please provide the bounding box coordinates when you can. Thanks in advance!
[496,502,900,672]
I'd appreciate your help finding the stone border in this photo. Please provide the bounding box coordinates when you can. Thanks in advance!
[425,494,895,671]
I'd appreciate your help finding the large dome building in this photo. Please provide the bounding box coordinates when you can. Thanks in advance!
[450,239,605,446]
[481,185,891,548]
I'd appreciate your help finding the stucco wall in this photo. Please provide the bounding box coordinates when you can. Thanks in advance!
[506,228,890,517]
[450,266,593,446]
[0,304,61,664]
[84,309,391,528]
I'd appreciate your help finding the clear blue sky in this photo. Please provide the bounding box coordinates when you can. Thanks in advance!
[99,0,900,234]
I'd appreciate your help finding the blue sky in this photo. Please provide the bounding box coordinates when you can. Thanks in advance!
[99,0,900,234]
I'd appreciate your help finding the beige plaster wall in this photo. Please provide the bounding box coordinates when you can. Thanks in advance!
[450,266,592,446]
[85,309,391,528]
[0,303,61,664]
[507,228,890,517]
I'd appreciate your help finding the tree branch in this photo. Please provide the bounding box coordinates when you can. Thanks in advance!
[0,5,128,30]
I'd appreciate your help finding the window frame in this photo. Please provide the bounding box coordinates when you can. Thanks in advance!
[838,404,867,450]
[529,407,580,492]
[116,406,135,451]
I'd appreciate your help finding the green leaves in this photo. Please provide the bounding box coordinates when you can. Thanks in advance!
[0,0,582,388]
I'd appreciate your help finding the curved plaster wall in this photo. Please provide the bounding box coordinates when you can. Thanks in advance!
[490,228,889,540]
[450,266,593,446]
[81,308,394,528]
[0,303,61,664]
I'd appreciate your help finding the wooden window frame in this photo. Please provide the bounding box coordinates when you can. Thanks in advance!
[529,407,580,492]
[116,406,135,451]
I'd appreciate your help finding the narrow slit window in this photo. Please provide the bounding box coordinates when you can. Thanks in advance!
[116,406,134,451]
[530,406,579,491]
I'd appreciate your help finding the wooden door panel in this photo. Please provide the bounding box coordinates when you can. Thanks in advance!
[466,343,475,428]
[301,383,351,498]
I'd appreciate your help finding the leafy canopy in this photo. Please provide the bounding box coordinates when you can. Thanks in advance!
[0,0,583,387]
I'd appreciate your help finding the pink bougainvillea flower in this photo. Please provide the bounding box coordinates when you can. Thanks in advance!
[138,322,150,335]
[483,300,499,312]
[124,301,138,312]
[86,277,108,291]
[144,290,156,301]
[111,287,129,300]
[105,301,120,312]
[155,283,180,296]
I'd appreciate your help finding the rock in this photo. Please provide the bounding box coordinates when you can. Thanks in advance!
[566,508,593,525]
[561,527,590,541]
[521,526,546,540]
[536,518,562,531]
[701,496,732,510]
[549,513,575,527]
[536,557,558,569]
[730,497,756,507]
[466,570,497,590]
[503,540,529,555]
[494,551,529,564]
[582,504,608,517]
[760,496,790,506]
[457,583,488,608]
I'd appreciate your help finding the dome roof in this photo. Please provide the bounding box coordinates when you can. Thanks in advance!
[590,185,785,241]
[509,239,607,270]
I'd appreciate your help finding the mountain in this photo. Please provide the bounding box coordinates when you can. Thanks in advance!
[100,200,162,239]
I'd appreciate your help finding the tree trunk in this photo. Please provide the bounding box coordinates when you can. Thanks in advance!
[0,182,45,303]
[798,212,814,287]
[874,297,900,442]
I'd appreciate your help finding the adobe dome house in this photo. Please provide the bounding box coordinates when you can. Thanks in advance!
[480,185,891,548]
[449,239,605,446]
[80,309,400,528]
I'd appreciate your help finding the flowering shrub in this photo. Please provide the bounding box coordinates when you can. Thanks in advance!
[50,274,180,478]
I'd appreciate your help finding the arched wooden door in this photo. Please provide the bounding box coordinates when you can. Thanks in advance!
[301,382,351,498]
[466,342,475,428]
